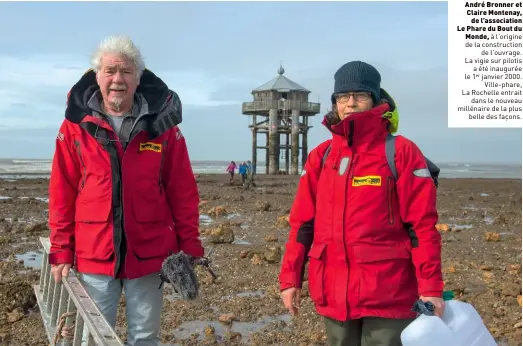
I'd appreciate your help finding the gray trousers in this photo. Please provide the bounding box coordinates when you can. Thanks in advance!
[324,316,414,346]
[78,272,164,346]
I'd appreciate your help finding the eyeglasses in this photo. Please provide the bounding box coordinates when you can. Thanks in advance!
[335,92,371,104]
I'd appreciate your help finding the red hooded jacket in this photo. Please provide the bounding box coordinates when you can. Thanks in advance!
[48,69,204,279]
[279,102,443,321]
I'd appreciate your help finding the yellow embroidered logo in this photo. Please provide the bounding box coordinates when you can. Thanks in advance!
[139,142,162,153]
[352,175,382,187]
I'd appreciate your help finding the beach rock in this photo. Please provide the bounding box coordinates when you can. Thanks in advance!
[276,215,290,228]
[208,206,228,217]
[204,325,215,336]
[209,224,234,244]
[264,246,282,264]
[436,223,451,232]
[6,307,24,323]
[256,201,271,212]
[264,234,278,242]
[507,264,521,275]
[218,313,235,325]
[23,221,47,233]
[484,232,501,242]
[251,254,263,265]
[501,283,521,297]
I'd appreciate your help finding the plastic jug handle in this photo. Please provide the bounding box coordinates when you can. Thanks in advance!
[411,299,436,316]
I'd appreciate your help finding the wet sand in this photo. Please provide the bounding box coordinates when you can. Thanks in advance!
[0,175,521,345]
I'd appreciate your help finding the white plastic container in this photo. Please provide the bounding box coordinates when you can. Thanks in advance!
[401,300,497,346]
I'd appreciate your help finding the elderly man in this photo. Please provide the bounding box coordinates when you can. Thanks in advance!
[48,35,203,345]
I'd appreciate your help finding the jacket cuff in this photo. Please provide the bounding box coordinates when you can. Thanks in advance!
[49,250,74,265]
[280,282,294,291]
[180,242,204,258]
[419,290,443,298]
[418,278,444,297]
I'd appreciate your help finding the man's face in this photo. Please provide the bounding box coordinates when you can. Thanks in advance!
[335,91,374,120]
[96,53,139,112]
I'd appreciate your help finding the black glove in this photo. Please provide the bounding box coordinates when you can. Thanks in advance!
[411,299,436,317]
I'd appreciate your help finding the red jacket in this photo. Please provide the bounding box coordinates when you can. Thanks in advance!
[279,103,443,321]
[48,69,204,279]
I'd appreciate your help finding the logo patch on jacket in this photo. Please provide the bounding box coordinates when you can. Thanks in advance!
[139,142,162,153]
[352,175,382,187]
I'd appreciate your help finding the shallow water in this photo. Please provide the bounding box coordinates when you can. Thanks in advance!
[165,314,292,344]
[15,250,43,269]
[199,214,213,226]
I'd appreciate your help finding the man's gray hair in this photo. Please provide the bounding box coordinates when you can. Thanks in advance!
[90,35,146,79]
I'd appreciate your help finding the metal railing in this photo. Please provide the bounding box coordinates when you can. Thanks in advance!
[242,100,321,114]
[34,237,124,346]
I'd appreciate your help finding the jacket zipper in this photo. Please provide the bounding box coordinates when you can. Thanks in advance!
[158,140,167,194]
[116,136,125,278]
[74,140,87,190]
[342,153,357,312]
[387,176,395,224]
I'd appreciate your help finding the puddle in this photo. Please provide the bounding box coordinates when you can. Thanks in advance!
[221,290,266,301]
[199,214,213,226]
[0,196,48,202]
[480,193,490,197]
[171,314,292,343]
[15,250,43,269]
[232,238,251,245]
[236,290,265,298]
[462,205,478,211]
[225,213,241,220]
[483,216,494,225]
[240,224,249,229]
[19,196,49,203]
[448,224,473,229]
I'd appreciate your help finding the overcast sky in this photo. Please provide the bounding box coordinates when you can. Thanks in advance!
[0,1,520,164]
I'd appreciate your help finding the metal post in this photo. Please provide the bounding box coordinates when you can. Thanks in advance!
[291,109,300,175]
[268,108,279,174]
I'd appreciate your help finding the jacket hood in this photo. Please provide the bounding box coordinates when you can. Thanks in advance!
[321,88,399,148]
[323,88,398,133]
[65,69,182,128]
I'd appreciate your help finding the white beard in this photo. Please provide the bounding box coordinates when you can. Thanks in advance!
[110,96,123,112]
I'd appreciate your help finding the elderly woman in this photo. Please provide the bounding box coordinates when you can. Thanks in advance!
[279,61,444,346]
[48,35,204,345]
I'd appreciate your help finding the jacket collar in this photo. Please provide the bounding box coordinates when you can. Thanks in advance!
[321,103,391,150]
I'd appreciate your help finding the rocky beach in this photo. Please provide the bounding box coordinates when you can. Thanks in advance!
[0,174,521,345]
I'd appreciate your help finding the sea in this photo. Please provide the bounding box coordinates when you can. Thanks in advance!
[0,158,521,180]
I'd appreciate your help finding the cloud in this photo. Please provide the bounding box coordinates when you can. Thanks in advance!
[158,69,250,108]
[0,55,83,129]
[0,54,256,131]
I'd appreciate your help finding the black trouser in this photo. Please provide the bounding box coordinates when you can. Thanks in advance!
[324,316,414,346]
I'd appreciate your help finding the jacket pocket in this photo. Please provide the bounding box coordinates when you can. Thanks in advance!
[74,197,113,260]
[353,245,417,310]
[132,224,176,261]
[132,193,168,223]
[307,243,327,306]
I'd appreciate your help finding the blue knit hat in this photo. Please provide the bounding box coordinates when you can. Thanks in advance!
[331,61,381,104]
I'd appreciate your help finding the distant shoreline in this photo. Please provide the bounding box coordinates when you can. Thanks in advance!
[0,173,521,182]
